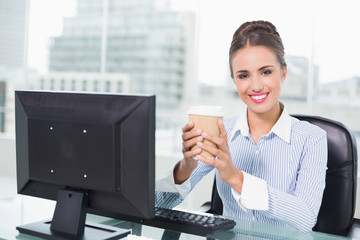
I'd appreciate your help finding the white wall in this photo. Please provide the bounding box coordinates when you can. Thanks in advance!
[0,135,16,177]
[0,135,17,198]
[357,181,360,218]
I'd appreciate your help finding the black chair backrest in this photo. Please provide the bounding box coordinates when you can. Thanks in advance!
[208,114,357,236]
[209,177,223,215]
[293,115,357,236]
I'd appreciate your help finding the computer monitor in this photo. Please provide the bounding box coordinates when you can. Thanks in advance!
[15,90,155,239]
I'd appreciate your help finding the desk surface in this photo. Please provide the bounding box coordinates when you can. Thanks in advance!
[0,195,351,240]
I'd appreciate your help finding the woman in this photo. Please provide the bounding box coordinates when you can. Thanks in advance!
[156,20,327,232]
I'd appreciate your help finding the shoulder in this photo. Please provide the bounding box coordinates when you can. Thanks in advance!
[290,116,327,143]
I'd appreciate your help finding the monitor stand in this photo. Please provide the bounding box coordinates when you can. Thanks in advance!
[16,189,130,240]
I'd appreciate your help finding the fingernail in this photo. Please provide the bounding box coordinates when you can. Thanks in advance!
[188,121,193,126]
[196,154,206,161]
[194,147,201,153]
[197,142,202,147]
[202,132,207,137]
[196,129,202,134]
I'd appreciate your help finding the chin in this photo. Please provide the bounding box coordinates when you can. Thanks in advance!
[247,103,276,114]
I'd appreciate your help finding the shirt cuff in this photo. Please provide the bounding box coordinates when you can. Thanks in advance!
[155,167,191,199]
[231,171,269,210]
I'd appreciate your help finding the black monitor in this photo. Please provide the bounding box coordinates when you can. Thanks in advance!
[15,90,155,239]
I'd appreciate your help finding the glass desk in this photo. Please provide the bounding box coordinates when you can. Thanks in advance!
[0,195,351,240]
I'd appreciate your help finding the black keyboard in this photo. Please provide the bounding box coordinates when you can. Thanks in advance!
[142,207,236,236]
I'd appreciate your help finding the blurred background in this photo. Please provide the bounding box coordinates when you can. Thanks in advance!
[1,0,360,214]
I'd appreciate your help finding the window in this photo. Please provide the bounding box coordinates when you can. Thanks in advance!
[93,80,99,92]
[82,80,87,91]
[71,79,76,91]
[105,80,111,92]
[50,79,55,90]
[117,81,123,92]
[60,79,66,90]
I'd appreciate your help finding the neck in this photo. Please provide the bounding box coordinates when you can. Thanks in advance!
[247,102,283,142]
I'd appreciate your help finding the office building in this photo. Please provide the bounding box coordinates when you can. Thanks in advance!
[0,0,28,133]
[0,81,5,132]
[0,0,27,68]
[282,55,319,101]
[47,0,195,127]
[29,72,130,93]
[319,76,360,104]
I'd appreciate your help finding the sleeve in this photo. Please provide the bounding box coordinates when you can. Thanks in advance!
[155,167,192,199]
[261,130,328,231]
[231,171,269,210]
[155,161,214,209]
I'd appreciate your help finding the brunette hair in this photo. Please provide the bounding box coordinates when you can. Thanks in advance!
[229,20,286,78]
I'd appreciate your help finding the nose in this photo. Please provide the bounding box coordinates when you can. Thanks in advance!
[251,76,264,93]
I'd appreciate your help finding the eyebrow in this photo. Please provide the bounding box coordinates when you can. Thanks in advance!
[236,65,275,74]
[258,65,275,71]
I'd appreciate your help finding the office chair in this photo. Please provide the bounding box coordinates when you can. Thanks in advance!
[200,114,358,236]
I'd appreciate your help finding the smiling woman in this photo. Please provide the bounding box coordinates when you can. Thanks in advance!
[231,46,286,126]
[155,20,328,232]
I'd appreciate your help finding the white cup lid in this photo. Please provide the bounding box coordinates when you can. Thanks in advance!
[188,105,224,117]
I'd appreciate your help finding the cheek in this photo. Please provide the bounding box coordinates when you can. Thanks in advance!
[269,79,282,97]
[235,81,249,97]
[273,77,283,91]
[265,74,282,90]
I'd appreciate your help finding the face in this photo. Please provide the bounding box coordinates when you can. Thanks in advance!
[231,45,287,116]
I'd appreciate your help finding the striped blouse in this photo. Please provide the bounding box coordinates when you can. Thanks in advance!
[155,106,328,232]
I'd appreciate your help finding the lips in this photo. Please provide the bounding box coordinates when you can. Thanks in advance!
[249,92,269,103]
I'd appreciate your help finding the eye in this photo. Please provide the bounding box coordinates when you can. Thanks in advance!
[262,70,272,75]
[237,74,248,79]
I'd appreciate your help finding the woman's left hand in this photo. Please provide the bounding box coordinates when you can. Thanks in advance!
[195,119,244,192]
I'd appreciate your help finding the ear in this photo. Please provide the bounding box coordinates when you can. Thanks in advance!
[281,65,287,84]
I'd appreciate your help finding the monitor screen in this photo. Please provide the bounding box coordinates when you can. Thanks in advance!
[15,90,155,239]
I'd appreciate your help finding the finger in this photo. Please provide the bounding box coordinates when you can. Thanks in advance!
[182,128,202,141]
[183,147,202,158]
[195,154,217,167]
[183,135,203,150]
[218,119,228,139]
[182,121,194,133]
[201,132,225,147]
[196,141,221,159]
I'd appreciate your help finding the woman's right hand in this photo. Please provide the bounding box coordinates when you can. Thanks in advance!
[174,121,203,184]
[182,121,204,163]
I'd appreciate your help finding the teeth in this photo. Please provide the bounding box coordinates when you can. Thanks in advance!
[251,94,267,100]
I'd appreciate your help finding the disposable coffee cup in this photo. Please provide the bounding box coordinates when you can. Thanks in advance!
[188,106,224,159]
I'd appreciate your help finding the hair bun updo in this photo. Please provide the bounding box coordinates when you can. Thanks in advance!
[229,20,286,78]
[233,20,280,38]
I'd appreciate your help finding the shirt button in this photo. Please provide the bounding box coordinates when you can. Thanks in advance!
[255,150,259,154]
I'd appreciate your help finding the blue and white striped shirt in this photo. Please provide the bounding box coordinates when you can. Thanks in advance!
[156,106,327,231]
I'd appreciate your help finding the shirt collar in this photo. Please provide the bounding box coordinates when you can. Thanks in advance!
[229,103,291,143]
[228,111,249,141]
[271,104,291,143]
